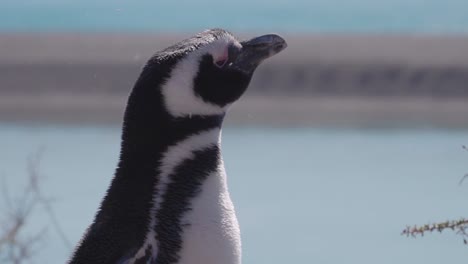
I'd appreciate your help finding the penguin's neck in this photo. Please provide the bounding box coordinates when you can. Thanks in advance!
[113,107,241,264]
[120,82,226,160]
[120,108,225,160]
[115,109,226,212]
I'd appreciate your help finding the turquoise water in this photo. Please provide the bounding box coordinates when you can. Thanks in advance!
[1,0,468,33]
[1,122,468,263]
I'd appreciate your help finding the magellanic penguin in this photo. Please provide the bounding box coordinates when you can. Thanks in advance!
[69,29,287,264]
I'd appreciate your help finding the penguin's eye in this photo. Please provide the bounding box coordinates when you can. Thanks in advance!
[213,48,229,68]
[214,58,228,68]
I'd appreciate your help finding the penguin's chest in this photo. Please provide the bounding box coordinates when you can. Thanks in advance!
[176,171,241,264]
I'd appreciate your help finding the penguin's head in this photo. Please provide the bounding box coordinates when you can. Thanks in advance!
[141,29,287,118]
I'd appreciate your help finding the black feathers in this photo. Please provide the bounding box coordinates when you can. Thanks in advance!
[154,146,220,264]
[69,29,263,264]
[69,31,226,263]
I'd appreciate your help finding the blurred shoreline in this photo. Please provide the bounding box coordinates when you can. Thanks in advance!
[1,33,468,127]
[2,94,468,128]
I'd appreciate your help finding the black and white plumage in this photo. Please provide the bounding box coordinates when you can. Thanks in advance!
[69,29,286,264]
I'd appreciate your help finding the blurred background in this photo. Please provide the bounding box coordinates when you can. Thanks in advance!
[1,0,468,263]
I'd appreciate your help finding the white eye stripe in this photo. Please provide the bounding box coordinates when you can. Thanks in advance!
[160,33,239,117]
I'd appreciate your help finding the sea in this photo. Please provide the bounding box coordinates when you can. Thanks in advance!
[1,123,468,263]
[0,0,468,33]
[1,0,468,263]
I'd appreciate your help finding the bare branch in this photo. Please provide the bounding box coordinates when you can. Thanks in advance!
[0,149,72,263]
[26,151,72,249]
[403,145,468,244]
[402,218,468,240]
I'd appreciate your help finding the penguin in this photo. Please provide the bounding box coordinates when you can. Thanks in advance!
[69,29,287,264]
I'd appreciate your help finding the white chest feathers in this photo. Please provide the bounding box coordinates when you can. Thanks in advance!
[177,168,241,264]
[124,128,241,264]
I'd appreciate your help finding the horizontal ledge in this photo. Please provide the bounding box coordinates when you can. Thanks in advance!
[1,94,467,128]
[1,33,468,67]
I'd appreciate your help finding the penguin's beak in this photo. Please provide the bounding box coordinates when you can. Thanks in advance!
[231,34,287,73]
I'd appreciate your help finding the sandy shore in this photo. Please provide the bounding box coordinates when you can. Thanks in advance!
[1,33,468,127]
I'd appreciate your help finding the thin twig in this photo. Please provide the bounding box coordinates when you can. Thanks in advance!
[457,145,467,185]
[0,148,72,263]
[26,150,72,250]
